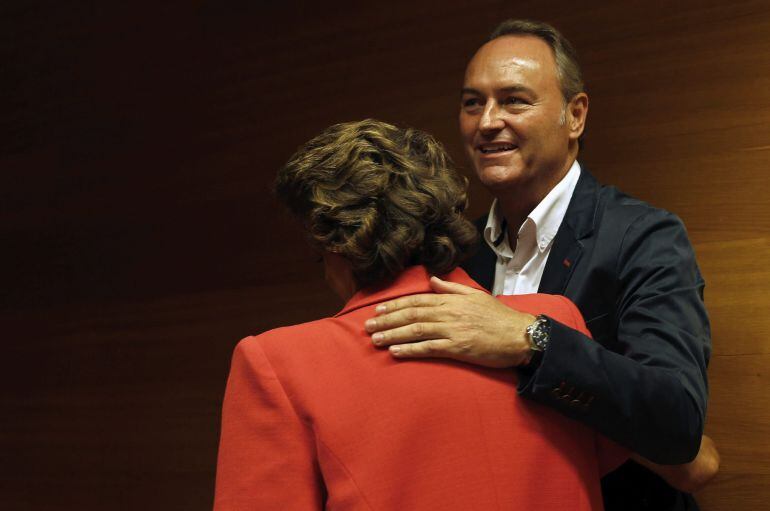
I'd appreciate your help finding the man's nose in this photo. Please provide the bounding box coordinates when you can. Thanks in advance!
[479,101,505,132]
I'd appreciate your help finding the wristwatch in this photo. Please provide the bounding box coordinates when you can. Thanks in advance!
[525,314,552,366]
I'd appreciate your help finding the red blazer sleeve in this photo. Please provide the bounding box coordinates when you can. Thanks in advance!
[214,337,324,510]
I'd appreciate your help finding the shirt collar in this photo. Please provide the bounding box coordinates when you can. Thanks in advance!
[483,160,581,256]
[528,159,581,251]
[483,199,508,249]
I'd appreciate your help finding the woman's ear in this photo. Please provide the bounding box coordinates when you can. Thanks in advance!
[322,251,358,301]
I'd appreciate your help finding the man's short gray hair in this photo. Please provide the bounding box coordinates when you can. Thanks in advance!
[489,19,584,102]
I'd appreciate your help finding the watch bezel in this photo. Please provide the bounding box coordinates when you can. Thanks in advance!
[526,315,551,352]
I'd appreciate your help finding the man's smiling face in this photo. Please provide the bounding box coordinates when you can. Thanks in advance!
[460,35,575,198]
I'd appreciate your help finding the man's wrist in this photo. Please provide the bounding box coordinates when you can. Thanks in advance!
[523,314,552,368]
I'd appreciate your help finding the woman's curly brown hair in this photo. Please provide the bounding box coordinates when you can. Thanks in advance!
[274,119,478,288]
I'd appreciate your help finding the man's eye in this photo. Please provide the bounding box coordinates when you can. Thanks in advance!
[504,96,526,105]
[462,97,482,109]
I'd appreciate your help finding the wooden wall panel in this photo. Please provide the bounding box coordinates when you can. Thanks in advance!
[2,1,769,510]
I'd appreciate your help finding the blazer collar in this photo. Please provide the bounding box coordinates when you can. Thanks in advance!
[334,266,487,317]
[537,164,602,294]
[559,164,601,241]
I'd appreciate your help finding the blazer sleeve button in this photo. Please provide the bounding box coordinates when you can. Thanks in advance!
[551,381,568,398]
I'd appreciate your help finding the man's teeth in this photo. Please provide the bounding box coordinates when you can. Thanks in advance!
[480,145,515,153]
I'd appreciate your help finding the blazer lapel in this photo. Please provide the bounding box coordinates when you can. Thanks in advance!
[539,222,583,294]
[538,166,601,294]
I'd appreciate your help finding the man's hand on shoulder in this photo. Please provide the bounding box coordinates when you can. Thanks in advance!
[364,276,535,368]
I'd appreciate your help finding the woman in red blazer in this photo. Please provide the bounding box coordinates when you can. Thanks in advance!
[214,120,703,510]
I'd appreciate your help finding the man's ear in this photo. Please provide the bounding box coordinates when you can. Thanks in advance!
[566,92,589,141]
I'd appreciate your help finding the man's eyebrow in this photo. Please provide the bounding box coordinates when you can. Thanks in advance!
[460,85,536,96]
[500,85,536,96]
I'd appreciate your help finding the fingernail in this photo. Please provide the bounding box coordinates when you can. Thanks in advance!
[365,319,376,331]
[389,346,401,355]
[375,304,386,313]
[372,332,383,344]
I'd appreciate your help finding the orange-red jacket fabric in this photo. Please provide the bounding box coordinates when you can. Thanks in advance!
[214,266,626,510]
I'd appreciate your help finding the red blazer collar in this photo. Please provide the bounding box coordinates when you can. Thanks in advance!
[334,265,488,317]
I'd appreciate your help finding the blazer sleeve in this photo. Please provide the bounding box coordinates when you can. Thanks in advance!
[518,210,711,464]
[500,293,631,472]
[214,337,324,510]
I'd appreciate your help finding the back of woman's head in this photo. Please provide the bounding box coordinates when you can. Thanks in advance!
[275,119,478,288]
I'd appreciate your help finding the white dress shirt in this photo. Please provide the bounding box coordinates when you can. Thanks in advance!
[483,160,581,296]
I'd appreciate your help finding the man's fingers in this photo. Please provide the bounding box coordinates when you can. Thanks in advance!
[365,306,438,333]
[374,293,442,315]
[389,339,453,359]
[371,321,448,346]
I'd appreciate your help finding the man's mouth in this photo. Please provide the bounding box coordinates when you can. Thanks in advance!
[478,144,517,154]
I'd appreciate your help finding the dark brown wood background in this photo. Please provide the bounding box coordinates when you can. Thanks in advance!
[2,1,769,510]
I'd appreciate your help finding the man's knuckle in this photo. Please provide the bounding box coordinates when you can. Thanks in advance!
[447,307,463,320]
[454,321,469,334]
[456,340,472,354]
[413,323,425,336]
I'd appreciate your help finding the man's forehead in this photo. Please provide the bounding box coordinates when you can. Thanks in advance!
[481,34,554,57]
[465,35,557,84]
[498,56,540,73]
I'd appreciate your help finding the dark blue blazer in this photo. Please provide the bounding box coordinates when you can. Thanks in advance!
[462,168,711,510]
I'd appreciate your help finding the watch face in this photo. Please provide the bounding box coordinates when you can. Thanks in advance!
[529,317,551,351]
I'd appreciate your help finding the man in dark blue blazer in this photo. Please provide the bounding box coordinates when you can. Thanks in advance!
[365,19,714,510]
[463,168,711,510]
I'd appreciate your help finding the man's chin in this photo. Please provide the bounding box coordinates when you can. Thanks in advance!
[475,164,525,190]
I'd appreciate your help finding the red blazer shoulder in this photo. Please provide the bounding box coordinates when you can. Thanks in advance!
[497,293,592,337]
